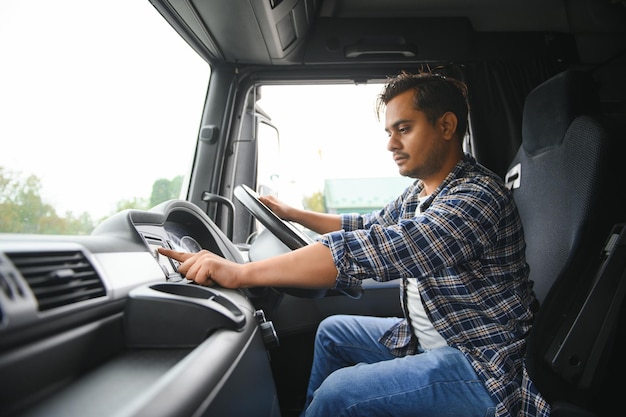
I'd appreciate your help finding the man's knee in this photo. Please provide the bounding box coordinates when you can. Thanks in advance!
[318,314,347,331]
[315,315,348,341]
[308,367,354,413]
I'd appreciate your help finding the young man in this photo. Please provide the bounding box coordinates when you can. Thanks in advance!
[159,72,549,416]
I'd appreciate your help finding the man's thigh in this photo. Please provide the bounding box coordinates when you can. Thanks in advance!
[315,314,400,365]
[307,346,496,417]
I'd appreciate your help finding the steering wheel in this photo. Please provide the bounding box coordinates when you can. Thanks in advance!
[234,184,314,250]
[233,184,327,298]
[234,184,363,299]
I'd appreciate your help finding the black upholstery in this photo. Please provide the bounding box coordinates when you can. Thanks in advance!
[506,69,608,304]
[505,69,625,415]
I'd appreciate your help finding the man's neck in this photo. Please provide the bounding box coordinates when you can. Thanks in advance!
[421,154,463,195]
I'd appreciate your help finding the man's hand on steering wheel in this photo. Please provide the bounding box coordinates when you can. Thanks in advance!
[258,195,293,221]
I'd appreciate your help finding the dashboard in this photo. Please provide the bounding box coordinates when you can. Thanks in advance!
[126,199,246,283]
[0,200,279,417]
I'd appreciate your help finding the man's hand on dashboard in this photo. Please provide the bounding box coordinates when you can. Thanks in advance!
[158,248,241,288]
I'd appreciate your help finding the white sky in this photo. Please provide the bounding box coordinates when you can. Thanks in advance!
[258,84,401,190]
[0,0,405,223]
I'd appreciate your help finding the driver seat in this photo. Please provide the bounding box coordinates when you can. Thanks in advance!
[504,69,626,416]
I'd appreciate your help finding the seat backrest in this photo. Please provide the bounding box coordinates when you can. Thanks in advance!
[505,69,626,415]
[505,69,612,304]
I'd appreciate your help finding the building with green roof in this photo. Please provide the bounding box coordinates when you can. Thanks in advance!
[323,177,415,214]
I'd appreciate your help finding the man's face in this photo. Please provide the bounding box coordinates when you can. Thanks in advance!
[384,89,448,180]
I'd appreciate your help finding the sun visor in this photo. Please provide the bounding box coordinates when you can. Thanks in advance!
[155,0,317,65]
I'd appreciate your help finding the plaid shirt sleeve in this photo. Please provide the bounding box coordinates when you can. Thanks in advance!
[319,173,508,289]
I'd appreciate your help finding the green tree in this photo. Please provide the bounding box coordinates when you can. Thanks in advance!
[303,190,326,213]
[0,169,185,235]
[113,197,150,212]
[149,175,184,207]
[104,175,183,218]
[0,167,95,234]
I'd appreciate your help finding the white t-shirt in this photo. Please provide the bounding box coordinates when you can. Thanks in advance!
[406,196,448,350]
[406,278,448,350]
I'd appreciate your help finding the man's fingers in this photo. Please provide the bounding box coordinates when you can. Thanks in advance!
[156,248,224,288]
[157,247,191,261]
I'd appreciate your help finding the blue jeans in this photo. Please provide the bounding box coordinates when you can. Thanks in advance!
[302,315,496,417]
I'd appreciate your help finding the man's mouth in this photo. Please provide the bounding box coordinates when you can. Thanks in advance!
[393,154,408,165]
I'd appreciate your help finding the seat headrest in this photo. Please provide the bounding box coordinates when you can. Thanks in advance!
[522,70,599,155]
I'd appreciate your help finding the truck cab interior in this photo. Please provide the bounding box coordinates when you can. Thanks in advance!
[1,1,625,416]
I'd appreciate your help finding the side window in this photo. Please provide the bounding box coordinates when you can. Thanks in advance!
[255,83,414,219]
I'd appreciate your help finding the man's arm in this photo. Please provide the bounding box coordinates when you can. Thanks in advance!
[259,195,341,234]
[158,242,338,289]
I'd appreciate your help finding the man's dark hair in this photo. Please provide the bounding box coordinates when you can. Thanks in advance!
[376,71,470,140]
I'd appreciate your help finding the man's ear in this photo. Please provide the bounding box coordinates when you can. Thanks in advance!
[439,112,458,140]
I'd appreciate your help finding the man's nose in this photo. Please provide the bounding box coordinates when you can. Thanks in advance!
[387,133,399,151]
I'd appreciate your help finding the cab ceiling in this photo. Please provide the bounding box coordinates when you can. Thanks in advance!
[151,0,625,66]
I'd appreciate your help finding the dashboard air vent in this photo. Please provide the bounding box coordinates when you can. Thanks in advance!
[6,251,106,311]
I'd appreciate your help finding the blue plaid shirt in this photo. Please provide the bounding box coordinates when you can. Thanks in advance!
[319,154,549,417]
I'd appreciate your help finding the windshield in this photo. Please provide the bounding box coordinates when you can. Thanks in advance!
[0,0,209,234]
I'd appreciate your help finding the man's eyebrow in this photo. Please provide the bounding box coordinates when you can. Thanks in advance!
[385,119,413,132]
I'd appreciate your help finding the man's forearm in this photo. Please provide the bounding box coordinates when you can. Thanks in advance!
[240,242,339,288]
[291,209,342,234]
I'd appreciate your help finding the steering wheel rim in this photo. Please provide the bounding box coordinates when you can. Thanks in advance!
[234,184,314,250]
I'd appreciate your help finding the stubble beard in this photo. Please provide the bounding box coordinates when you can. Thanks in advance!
[400,143,447,180]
